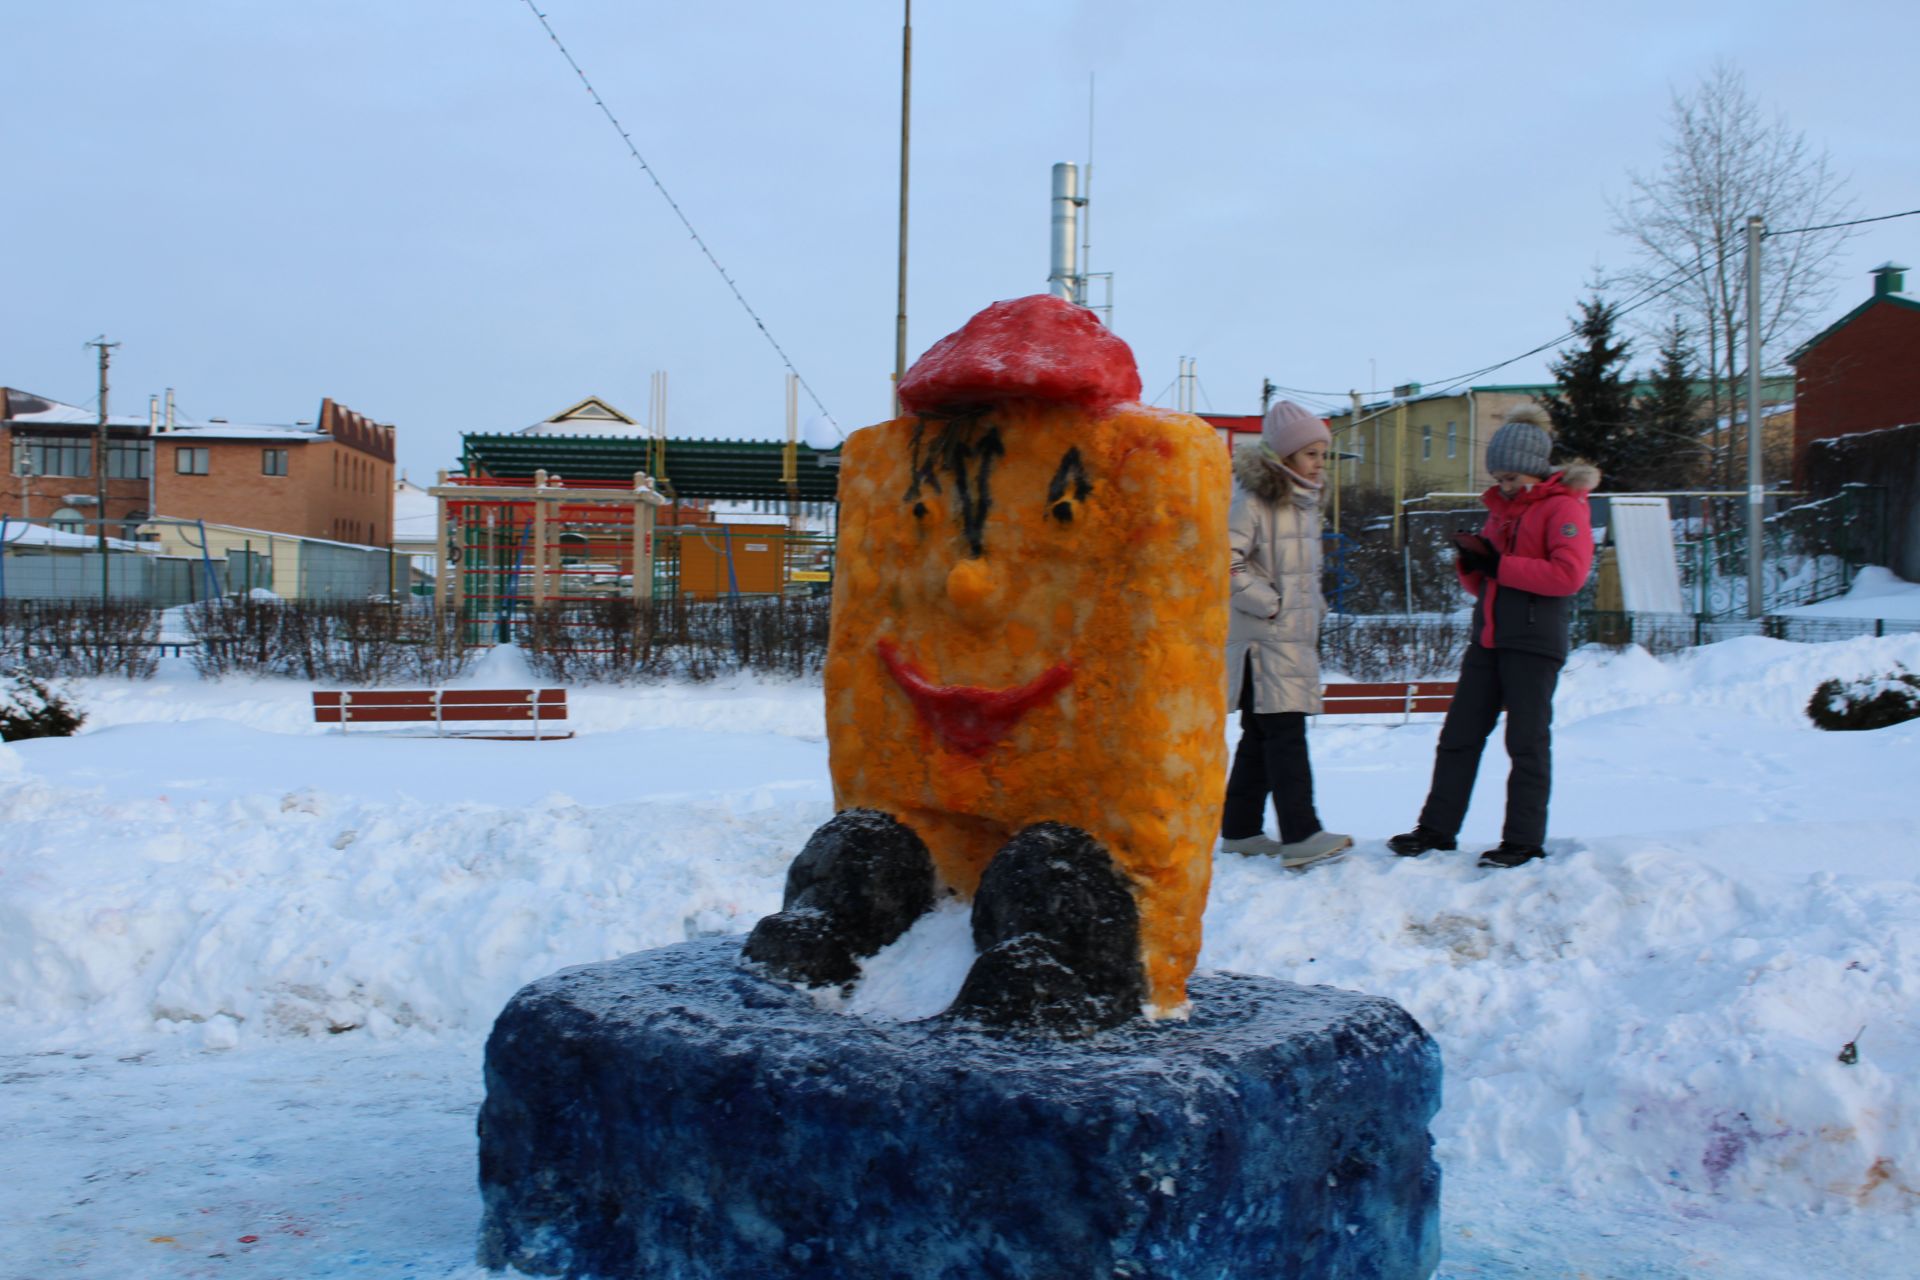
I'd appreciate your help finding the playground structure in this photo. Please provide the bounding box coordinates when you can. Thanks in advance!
[429,469,834,646]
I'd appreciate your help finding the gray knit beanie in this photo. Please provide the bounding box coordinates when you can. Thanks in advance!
[1485,404,1553,477]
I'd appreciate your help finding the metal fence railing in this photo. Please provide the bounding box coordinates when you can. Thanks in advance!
[1574,609,1920,655]
[1677,484,1887,618]
[0,514,417,607]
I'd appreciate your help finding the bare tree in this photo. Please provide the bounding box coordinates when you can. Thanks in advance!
[1612,62,1856,494]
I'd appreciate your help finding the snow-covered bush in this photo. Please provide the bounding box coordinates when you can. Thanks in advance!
[1806,665,1920,731]
[0,669,84,741]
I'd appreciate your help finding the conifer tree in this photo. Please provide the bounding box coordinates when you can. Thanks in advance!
[1540,295,1634,487]
[1625,318,1707,491]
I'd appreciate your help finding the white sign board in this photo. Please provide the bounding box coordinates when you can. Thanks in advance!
[1609,497,1686,614]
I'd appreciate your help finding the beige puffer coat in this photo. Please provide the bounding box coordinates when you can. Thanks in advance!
[1226,449,1326,715]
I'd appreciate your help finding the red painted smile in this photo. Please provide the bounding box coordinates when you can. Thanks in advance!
[877,639,1073,757]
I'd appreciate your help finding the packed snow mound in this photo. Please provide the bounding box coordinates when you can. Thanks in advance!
[0,633,1917,1227]
[453,641,537,687]
[1779,565,1920,621]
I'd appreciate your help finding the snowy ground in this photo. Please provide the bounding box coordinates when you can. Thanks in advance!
[3,633,1919,1278]
[1782,565,1920,621]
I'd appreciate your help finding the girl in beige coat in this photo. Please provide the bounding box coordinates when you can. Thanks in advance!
[1221,401,1352,868]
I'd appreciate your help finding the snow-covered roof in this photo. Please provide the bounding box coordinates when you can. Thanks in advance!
[155,423,321,441]
[2,385,330,441]
[516,395,647,438]
[3,388,148,429]
[4,388,323,440]
[148,516,390,552]
[0,520,150,551]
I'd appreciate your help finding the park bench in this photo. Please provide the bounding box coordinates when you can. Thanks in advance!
[1319,681,1456,723]
[311,688,572,740]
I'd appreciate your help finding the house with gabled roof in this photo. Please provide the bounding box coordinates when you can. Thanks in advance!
[516,396,641,437]
[1790,263,1920,485]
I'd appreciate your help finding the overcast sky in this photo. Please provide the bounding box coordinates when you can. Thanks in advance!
[5,1,1915,481]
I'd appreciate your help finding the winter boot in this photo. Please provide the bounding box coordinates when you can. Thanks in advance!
[742,809,936,987]
[946,823,1145,1035]
[1478,842,1547,869]
[1387,826,1458,858]
[1219,833,1288,857]
[1276,830,1352,869]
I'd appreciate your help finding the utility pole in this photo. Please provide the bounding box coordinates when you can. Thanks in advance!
[892,0,911,415]
[1745,215,1765,620]
[1260,379,1275,413]
[88,336,119,603]
[1393,399,1407,547]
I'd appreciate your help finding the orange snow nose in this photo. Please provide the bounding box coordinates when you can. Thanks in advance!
[946,556,998,625]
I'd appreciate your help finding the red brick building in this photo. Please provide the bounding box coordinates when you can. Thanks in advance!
[1,390,395,545]
[1790,263,1920,485]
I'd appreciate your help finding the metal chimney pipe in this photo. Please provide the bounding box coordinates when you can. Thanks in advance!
[1049,162,1080,301]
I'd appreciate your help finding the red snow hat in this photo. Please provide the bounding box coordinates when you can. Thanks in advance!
[896,294,1142,416]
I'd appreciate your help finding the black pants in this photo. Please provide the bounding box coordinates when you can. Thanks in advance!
[1221,660,1323,844]
[1417,643,1562,847]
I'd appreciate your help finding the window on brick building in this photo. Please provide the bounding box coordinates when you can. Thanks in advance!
[1421,424,1433,461]
[262,448,288,476]
[1446,422,1458,460]
[50,506,85,534]
[175,447,210,475]
[19,439,92,477]
[106,440,150,479]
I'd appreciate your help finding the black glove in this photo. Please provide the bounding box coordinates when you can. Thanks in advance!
[1459,547,1499,577]
[1451,531,1499,577]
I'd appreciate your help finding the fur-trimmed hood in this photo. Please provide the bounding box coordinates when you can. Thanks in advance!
[1484,459,1601,507]
[1557,459,1600,493]
[1232,447,1307,503]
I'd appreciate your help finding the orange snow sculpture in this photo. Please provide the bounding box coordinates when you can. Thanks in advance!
[749,295,1228,1024]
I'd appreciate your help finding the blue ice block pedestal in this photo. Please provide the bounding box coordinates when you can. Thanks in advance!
[477,937,1441,1279]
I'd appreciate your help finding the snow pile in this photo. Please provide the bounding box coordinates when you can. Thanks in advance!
[1782,565,1920,620]
[1,637,1917,1274]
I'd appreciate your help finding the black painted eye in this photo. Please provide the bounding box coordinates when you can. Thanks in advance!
[1046,447,1093,526]
[912,501,927,519]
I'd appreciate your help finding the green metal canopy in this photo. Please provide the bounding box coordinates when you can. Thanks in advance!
[458,434,841,503]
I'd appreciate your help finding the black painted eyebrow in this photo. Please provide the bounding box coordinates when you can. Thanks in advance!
[902,415,1002,557]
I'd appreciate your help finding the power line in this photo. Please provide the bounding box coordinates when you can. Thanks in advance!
[1267,381,1389,400]
[518,1,840,436]
[1262,208,1919,416]
[1419,258,1709,397]
[1765,208,1920,238]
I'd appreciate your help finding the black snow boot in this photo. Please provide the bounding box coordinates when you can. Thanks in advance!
[1478,842,1547,869]
[1388,826,1457,857]
[742,809,936,987]
[946,822,1145,1036]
